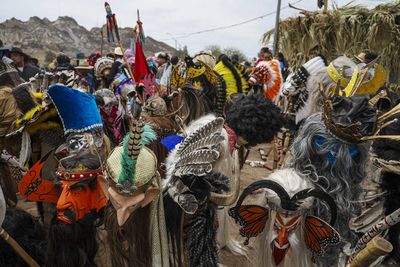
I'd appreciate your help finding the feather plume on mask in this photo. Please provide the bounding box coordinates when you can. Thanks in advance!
[117,122,156,194]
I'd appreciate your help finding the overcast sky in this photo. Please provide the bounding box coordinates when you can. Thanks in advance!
[0,0,388,57]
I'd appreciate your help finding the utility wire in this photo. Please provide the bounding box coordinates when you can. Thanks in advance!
[160,0,303,41]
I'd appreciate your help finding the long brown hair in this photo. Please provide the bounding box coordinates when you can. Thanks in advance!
[104,203,152,267]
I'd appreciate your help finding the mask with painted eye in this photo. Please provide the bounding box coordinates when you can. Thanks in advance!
[59,134,91,156]
[272,213,301,265]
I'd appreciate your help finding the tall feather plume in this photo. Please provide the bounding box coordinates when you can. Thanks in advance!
[177,117,224,155]
[118,122,156,187]
[128,121,144,159]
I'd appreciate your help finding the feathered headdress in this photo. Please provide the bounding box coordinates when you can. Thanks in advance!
[249,60,282,101]
[283,55,327,96]
[106,121,157,195]
[164,116,228,214]
[94,56,113,78]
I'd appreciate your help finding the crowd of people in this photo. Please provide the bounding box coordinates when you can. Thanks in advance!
[0,37,399,267]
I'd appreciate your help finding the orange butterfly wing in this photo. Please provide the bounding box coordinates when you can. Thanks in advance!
[230,205,269,244]
[304,215,340,256]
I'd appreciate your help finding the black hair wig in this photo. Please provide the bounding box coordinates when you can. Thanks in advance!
[164,172,229,267]
[226,93,283,146]
[190,76,217,110]
[179,84,213,123]
[164,194,184,267]
[56,54,71,65]
[46,210,101,267]
[104,203,152,267]
[0,208,46,267]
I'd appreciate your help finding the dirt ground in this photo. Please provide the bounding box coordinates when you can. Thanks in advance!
[17,144,273,267]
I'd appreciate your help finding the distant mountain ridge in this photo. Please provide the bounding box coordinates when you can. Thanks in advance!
[0,16,177,65]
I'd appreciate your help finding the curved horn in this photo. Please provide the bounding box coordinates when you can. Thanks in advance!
[210,149,240,206]
[292,188,337,225]
[127,120,144,159]
[231,179,292,216]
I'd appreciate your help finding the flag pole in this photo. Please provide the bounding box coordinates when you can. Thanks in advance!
[100,27,104,56]
[0,228,40,267]
[104,2,135,81]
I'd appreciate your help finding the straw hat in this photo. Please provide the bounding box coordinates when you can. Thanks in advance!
[114,47,123,56]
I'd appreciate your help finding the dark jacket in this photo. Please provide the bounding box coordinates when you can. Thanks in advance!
[18,65,40,82]
[106,60,123,88]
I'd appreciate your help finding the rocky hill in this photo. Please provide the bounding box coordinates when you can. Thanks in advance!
[0,16,177,66]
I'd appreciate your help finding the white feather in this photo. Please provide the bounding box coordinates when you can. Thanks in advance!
[163,114,232,189]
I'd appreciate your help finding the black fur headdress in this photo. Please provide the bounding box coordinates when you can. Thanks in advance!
[0,208,46,267]
[226,93,283,146]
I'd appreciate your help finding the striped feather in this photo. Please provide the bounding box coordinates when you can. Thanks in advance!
[175,164,213,177]
[176,149,220,168]
[177,117,224,154]
[128,121,144,160]
[182,133,224,156]
[118,122,156,186]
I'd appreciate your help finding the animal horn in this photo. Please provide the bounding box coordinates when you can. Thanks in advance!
[127,120,144,160]
[292,188,338,225]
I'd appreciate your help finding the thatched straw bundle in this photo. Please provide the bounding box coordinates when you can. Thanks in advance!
[263,1,400,83]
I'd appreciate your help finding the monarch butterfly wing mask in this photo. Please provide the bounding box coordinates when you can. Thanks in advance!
[229,204,269,245]
[304,215,340,256]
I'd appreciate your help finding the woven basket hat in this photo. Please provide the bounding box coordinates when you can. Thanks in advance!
[106,122,158,194]
[107,145,157,188]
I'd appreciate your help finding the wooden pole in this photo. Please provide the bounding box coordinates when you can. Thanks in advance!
[348,207,400,264]
[104,2,135,81]
[0,228,40,267]
[117,40,135,82]
[272,0,282,56]
[324,0,328,13]
[347,237,392,267]
[100,27,104,56]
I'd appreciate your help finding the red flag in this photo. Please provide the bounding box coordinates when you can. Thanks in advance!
[133,39,150,82]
